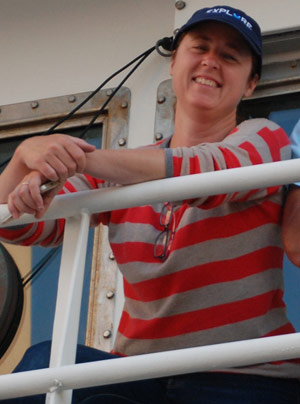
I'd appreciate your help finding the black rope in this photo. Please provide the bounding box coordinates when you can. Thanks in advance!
[4,40,163,287]
[0,45,156,169]
[80,46,155,138]
[44,46,156,136]
[22,246,60,287]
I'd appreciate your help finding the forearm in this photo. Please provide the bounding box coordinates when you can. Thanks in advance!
[0,148,29,203]
[85,148,166,184]
[282,185,300,267]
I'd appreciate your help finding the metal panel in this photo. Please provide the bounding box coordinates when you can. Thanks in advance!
[0,87,130,354]
[0,87,131,149]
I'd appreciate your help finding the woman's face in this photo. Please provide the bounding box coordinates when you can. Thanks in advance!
[170,21,258,119]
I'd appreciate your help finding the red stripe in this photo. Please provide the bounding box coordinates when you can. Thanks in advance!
[64,181,77,193]
[200,193,227,209]
[239,141,263,164]
[197,156,227,208]
[219,147,241,168]
[124,246,283,301]
[264,323,295,337]
[188,155,201,174]
[266,186,280,196]
[175,200,281,249]
[119,290,285,339]
[173,156,183,177]
[258,127,289,162]
[112,201,281,265]
[40,218,65,247]
[232,189,260,202]
[21,222,45,246]
[0,223,34,240]
[112,241,156,264]
[84,174,99,189]
[110,206,159,226]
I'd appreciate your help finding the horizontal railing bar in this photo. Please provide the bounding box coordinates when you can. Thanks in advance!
[1,158,300,227]
[0,332,300,399]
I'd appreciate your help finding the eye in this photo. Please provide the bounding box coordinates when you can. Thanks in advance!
[192,43,209,53]
[222,52,238,62]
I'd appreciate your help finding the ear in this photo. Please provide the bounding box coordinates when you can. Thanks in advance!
[243,74,259,98]
[169,51,176,76]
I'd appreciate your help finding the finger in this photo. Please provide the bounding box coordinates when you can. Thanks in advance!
[36,183,64,218]
[60,141,88,173]
[29,180,45,211]
[9,186,38,217]
[7,196,21,219]
[64,136,96,153]
[18,181,42,210]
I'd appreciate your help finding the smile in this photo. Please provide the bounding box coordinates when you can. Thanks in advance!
[194,77,218,87]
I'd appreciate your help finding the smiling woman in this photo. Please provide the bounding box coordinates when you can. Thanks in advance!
[169,21,258,141]
[0,4,300,404]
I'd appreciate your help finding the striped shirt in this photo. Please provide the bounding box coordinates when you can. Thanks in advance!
[1,118,299,378]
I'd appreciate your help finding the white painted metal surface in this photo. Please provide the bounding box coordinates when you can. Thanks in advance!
[2,158,300,226]
[46,213,90,404]
[0,332,300,400]
[1,159,300,402]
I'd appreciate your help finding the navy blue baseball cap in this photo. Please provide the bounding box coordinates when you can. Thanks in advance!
[173,5,262,76]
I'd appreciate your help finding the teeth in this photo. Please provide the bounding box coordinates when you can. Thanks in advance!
[195,77,217,87]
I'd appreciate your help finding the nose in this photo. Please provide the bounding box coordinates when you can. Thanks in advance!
[201,52,219,70]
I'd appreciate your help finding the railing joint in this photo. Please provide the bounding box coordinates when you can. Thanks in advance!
[48,379,64,393]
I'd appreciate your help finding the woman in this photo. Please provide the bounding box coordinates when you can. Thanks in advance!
[1,5,299,404]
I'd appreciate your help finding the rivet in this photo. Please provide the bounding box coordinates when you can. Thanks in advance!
[103,330,112,339]
[175,1,186,10]
[157,96,166,104]
[291,60,298,69]
[68,95,76,103]
[121,101,128,109]
[109,252,115,260]
[106,89,113,97]
[118,138,127,147]
[106,290,115,299]
[155,133,163,141]
[31,101,39,109]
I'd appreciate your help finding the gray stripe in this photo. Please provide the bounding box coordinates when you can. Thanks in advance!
[165,149,174,178]
[109,190,283,244]
[124,268,284,320]
[114,308,290,356]
[119,223,282,283]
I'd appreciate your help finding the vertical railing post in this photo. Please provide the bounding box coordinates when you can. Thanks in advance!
[45,212,90,404]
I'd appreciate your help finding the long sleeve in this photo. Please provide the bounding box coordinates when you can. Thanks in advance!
[165,118,290,207]
[0,174,110,247]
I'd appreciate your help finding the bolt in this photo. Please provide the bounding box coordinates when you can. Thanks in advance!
[121,101,128,109]
[291,60,298,69]
[106,290,115,299]
[175,1,186,10]
[103,330,112,339]
[155,133,163,141]
[157,96,166,104]
[31,101,39,109]
[118,138,127,147]
[106,89,113,97]
[68,95,76,103]
[109,252,115,260]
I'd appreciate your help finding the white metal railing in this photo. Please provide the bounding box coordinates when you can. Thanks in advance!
[1,158,300,403]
